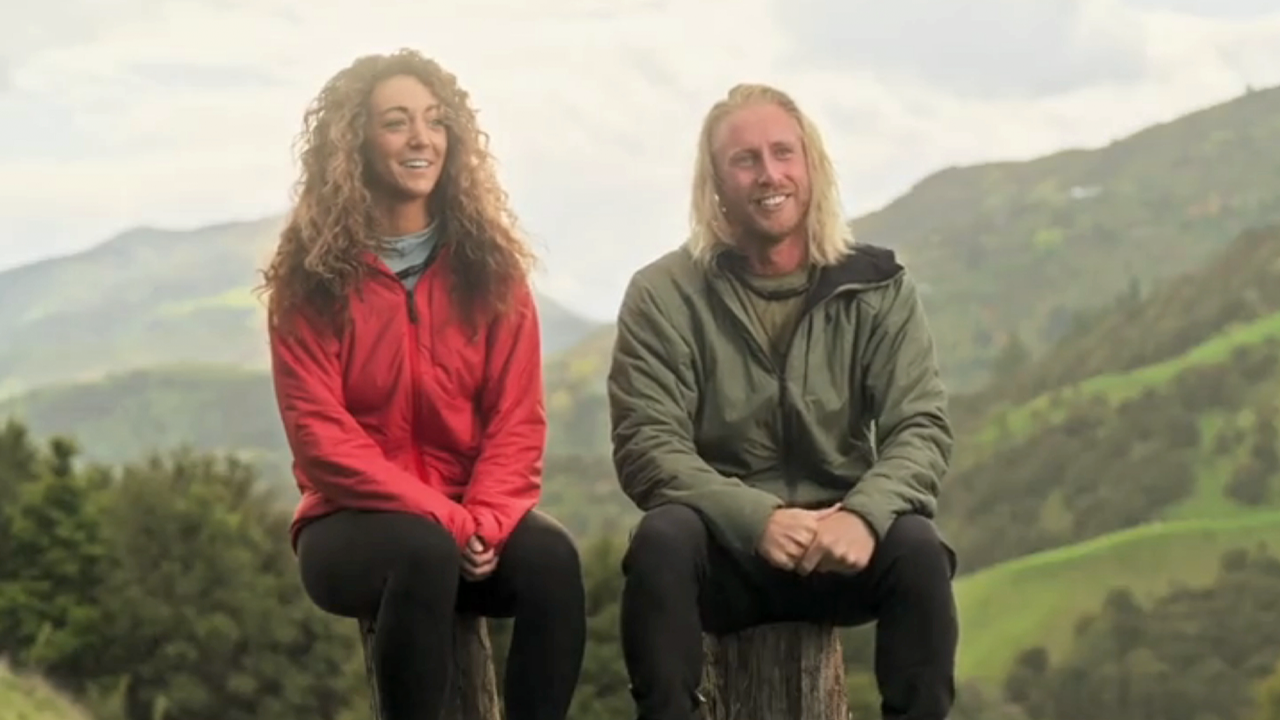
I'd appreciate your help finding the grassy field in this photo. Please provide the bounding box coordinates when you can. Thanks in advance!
[1165,406,1270,521]
[953,510,1280,682]
[0,661,91,720]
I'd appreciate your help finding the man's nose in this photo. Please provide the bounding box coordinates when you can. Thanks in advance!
[757,157,783,184]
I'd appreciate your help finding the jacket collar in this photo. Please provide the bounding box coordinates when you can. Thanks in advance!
[710,241,904,303]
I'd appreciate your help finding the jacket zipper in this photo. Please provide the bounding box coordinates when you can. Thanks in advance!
[776,318,802,505]
[404,286,429,484]
[748,294,841,506]
[723,292,809,506]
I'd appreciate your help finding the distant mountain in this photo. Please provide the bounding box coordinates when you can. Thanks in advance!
[852,84,1280,390]
[0,363,288,477]
[0,217,600,400]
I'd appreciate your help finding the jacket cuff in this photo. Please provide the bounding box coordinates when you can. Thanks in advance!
[438,504,478,549]
[840,493,894,542]
[469,507,505,554]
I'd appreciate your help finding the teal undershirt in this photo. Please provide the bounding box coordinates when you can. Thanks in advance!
[379,221,440,289]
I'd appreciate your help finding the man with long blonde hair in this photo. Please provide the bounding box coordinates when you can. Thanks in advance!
[607,83,958,720]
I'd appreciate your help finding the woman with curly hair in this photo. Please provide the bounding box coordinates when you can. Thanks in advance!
[260,49,586,720]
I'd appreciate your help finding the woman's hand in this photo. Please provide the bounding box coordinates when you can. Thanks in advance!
[461,535,498,581]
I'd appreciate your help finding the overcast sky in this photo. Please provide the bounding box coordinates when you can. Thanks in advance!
[2,0,1279,318]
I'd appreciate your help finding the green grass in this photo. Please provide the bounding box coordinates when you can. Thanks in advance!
[954,511,1280,682]
[976,310,1280,449]
[1162,406,1276,521]
[1075,311,1280,397]
[0,660,91,720]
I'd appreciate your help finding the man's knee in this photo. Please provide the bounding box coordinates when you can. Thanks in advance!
[880,513,957,580]
[622,504,708,577]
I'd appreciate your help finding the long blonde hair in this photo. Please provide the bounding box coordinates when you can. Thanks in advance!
[686,83,853,266]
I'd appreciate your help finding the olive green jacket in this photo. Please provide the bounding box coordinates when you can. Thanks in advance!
[606,243,953,560]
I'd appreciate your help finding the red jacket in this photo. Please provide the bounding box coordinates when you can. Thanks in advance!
[268,244,545,554]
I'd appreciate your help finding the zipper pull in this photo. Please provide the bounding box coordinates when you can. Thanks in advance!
[405,288,419,324]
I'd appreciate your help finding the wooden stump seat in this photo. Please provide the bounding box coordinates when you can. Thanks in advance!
[358,614,502,720]
[357,616,846,720]
[698,622,850,720]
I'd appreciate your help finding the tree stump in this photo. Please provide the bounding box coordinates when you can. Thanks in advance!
[358,614,502,720]
[698,622,849,720]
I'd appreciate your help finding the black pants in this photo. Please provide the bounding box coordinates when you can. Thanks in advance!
[297,508,587,720]
[619,504,958,720]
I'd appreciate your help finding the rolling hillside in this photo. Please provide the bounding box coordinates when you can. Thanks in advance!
[939,223,1280,572]
[918,223,1280,685]
[954,223,1280,420]
[0,217,600,400]
[850,84,1280,389]
[953,510,1280,682]
[0,364,290,479]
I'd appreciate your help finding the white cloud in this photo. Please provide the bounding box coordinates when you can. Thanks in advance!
[1124,0,1280,18]
[2,0,1280,318]
[777,0,1152,98]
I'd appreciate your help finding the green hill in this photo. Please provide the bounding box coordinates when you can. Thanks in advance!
[850,84,1280,390]
[939,224,1280,572]
[954,222,1280,421]
[953,511,1280,682]
[0,363,290,478]
[0,218,600,401]
[926,224,1280,682]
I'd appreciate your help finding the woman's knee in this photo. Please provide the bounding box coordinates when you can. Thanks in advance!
[297,510,461,617]
[385,513,463,581]
[505,510,583,582]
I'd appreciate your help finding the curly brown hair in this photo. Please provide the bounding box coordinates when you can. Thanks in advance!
[259,48,536,333]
